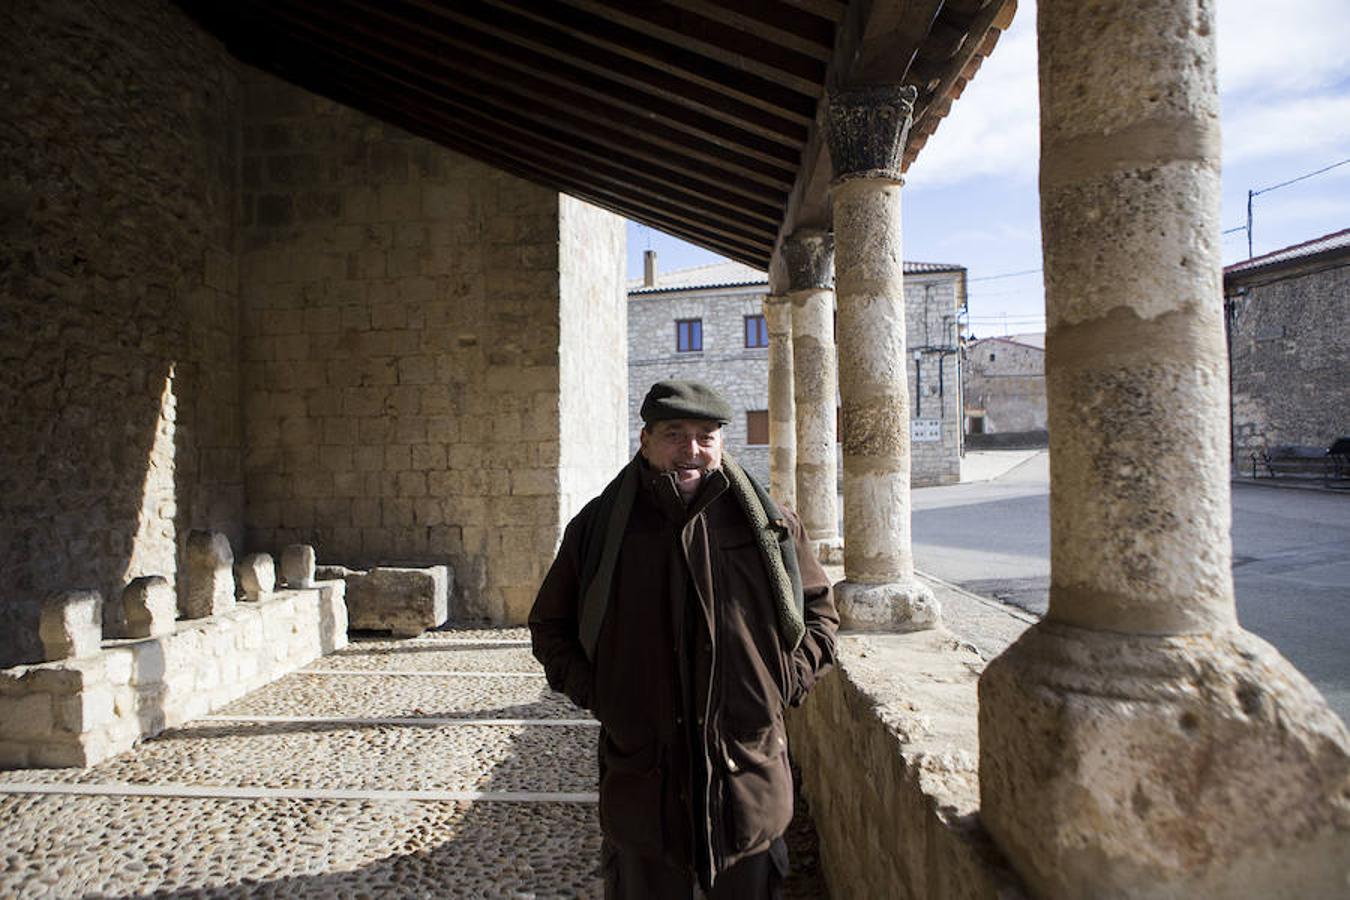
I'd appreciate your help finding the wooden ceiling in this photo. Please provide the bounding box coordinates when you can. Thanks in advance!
[180,0,1016,271]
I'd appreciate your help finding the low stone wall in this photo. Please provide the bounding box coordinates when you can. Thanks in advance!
[0,583,347,769]
[788,630,1025,900]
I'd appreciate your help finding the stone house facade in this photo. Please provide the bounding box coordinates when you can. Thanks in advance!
[628,258,966,489]
[962,334,1048,447]
[1224,228,1350,467]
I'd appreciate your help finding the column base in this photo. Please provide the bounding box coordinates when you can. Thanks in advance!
[835,578,938,632]
[811,536,844,566]
[979,620,1350,899]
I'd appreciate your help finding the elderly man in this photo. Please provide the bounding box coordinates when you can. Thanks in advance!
[530,380,838,899]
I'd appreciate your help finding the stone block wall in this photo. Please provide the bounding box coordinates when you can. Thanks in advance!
[1226,255,1350,465]
[906,272,964,487]
[0,0,244,666]
[237,69,626,622]
[962,337,1047,436]
[788,631,1025,900]
[0,583,347,768]
[558,196,629,526]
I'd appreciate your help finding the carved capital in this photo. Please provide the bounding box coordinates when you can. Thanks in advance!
[781,229,834,292]
[826,84,918,184]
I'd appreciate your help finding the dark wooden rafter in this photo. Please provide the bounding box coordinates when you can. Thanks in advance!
[179,0,1018,272]
[399,0,810,145]
[233,0,790,223]
[339,0,805,172]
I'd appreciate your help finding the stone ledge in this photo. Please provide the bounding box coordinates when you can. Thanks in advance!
[788,628,1026,900]
[0,583,348,769]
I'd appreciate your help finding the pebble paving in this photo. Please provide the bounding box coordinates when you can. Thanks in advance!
[0,623,828,898]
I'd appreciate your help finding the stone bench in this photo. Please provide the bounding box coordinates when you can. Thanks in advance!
[0,582,347,769]
[318,565,451,638]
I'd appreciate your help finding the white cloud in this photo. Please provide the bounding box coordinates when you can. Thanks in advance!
[1216,0,1350,97]
[1222,93,1350,165]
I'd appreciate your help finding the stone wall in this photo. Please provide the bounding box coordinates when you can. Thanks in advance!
[788,630,1025,900]
[0,0,244,666]
[0,582,347,768]
[558,197,629,526]
[906,272,964,486]
[237,69,626,622]
[1226,253,1350,465]
[962,337,1047,437]
[628,284,771,482]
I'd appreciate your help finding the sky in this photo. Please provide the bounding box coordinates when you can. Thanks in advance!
[626,0,1350,339]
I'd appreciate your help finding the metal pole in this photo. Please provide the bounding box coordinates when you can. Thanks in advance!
[1246,189,1254,258]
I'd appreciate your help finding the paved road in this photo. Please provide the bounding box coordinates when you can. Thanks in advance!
[912,452,1350,724]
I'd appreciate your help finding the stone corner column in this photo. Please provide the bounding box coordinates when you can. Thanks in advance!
[782,229,842,565]
[763,292,798,511]
[826,84,936,631]
[978,2,1350,897]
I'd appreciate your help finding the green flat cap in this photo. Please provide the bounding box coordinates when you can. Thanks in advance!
[640,380,733,424]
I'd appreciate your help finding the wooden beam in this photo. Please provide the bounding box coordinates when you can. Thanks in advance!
[247,0,795,202]
[476,0,818,122]
[332,0,803,173]
[555,0,827,95]
[662,0,836,61]
[390,0,809,147]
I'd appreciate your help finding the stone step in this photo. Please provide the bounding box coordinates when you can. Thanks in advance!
[305,643,542,673]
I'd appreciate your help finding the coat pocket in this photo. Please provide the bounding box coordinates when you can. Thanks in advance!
[598,733,664,852]
[720,720,793,855]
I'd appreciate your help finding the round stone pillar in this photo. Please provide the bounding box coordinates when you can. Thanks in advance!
[763,293,797,509]
[979,1,1350,896]
[783,231,841,562]
[826,85,936,630]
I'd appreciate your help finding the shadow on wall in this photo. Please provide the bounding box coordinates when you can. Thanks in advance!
[0,358,180,668]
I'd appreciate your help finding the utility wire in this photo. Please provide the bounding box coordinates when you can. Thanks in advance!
[968,267,1042,282]
[1244,156,1350,258]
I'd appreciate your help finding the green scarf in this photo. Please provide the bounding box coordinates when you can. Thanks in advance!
[577,453,806,661]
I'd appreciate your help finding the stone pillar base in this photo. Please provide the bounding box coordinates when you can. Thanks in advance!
[835,578,938,632]
[812,537,844,566]
[979,621,1350,899]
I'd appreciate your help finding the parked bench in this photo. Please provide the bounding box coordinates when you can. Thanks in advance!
[1250,438,1350,481]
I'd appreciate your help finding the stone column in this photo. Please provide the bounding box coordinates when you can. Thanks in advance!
[783,231,841,563]
[978,1,1350,897]
[826,86,936,629]
[763,293,797,509]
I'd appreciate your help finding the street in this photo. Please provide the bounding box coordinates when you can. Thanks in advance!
[911,451,1350,723]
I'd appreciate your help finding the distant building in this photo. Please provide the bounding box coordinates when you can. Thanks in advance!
[628,256,966,487]
[1224,228,1350,465]
[962,333,1048,447]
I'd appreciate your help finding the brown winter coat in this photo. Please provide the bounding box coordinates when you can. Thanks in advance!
[529,457,838,885]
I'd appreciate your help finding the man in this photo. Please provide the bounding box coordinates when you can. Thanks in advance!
[530,380,839,898]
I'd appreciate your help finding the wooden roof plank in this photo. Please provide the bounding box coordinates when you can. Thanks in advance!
[474,0,818,123]
[244,0,794,206]
[556,0,827,94]
[391,0,811,145]
[661,0,836,61]
[327,0,803,172]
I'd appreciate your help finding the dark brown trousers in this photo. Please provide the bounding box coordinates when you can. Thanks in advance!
[602,837,788,900]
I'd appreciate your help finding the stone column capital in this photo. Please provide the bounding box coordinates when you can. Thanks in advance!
[826,84,918,184]
[781,230,834,293]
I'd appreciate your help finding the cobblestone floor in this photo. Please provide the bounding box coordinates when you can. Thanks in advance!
[0,627,828,898]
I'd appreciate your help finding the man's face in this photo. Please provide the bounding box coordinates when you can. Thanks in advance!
[639,418,724,499]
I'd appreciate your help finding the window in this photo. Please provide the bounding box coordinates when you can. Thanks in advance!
[746,410,769,445]
[676,318,703,352]
[744,314,768,348]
